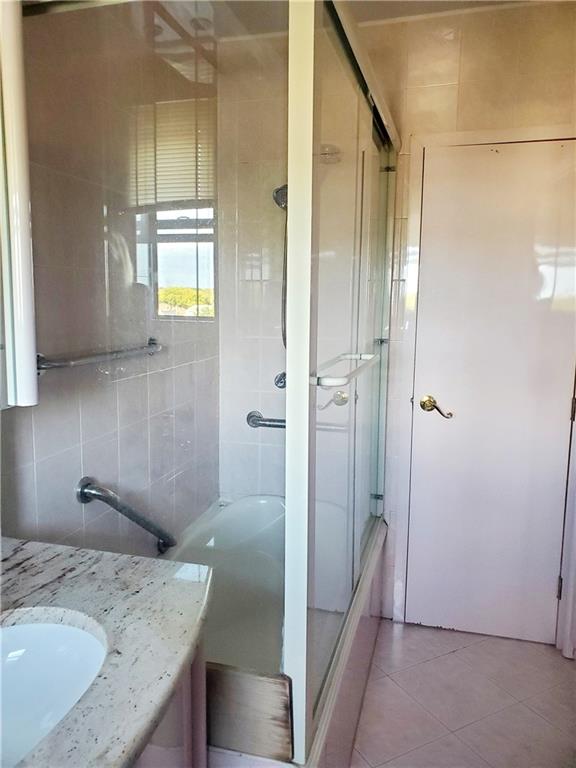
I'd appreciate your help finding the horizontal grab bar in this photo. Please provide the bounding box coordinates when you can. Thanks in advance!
[76,476,177,554]
[247,411,286,429]
[313,352,380,388]
[246,410,347,433]
[37,337,161,371]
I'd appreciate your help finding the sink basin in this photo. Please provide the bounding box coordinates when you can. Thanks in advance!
[1,622,106,767]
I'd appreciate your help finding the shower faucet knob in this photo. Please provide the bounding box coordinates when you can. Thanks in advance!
[274,372,287,389]
[333,390,349,406]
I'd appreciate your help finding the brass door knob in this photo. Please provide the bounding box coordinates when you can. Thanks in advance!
[419,395,453,419]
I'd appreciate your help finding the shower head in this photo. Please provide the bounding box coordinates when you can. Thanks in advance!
[273,184,288,211]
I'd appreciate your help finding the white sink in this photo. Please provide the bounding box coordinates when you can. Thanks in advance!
[1,622,107,767]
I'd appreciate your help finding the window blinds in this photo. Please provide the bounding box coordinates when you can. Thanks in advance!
[130,98,216,207]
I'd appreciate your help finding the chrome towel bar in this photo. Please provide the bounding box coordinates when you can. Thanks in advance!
[76,476,177,554]
[37,337,161,371]
[313,351,380,388]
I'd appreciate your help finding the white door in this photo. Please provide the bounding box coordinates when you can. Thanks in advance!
[406,140,576,643]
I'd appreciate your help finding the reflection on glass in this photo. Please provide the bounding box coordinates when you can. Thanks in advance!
[17,7,291,748]
[130,87,217,319]
[536,247,576,311]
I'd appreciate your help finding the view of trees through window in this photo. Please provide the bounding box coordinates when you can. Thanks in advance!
[136,205,216,319]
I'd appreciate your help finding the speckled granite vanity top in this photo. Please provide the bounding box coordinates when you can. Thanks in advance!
[1,537,212,767]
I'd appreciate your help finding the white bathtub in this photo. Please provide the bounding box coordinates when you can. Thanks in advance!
[166,495,285,674]
[164,493,368,761]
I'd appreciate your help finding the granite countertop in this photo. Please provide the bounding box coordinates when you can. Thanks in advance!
[1,537,212,768]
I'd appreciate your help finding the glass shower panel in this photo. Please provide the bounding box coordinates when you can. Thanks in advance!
[307,8,362,709]
[15,0,288,686]
[306,6,393,716]
[20,0,223,548]
[352,121,394,585]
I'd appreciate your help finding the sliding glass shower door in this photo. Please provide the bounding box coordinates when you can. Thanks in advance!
[283,3,395,758]
[306,0,393,721]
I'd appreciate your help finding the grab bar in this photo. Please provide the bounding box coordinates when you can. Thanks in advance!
[76,476,177,554]
[313,352,380,388]
[37,337,161,371]
[247,411,286,429]
[246,411,347,433]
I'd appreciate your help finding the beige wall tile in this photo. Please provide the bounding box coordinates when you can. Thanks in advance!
[82,432,119,496]
[35,446,83,543]
[148,369,174,417]
[362,2,576,146]
[363,22,408,96]
[516,3,576,80]
[459,11,519,84]
[2,465,38,540]
[173,463,199,535]
[83,510,123,554]
[237,100,264,164]
[149,410,176,483]
[1,407,34,472]
[33,372,81,461]
[79,370,118,441]
[406,17,462,88]
[514,73,576,128]
[456,77,517,132]
[405,85,458,135]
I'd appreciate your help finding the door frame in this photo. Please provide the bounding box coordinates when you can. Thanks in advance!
[388,124,576,626]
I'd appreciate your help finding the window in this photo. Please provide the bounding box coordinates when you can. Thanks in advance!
[131,98,216,319]
[137,204,215,318]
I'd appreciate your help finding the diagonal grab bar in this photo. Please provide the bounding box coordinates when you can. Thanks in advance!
[76,476,177,554]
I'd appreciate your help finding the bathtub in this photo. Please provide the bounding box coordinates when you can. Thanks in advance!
[165,495,285,675]
[163,493,353,761]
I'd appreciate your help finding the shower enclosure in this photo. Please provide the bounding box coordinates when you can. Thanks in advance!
[0,0,396,763]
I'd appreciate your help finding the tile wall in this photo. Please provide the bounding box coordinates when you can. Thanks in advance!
[362,2,576,141]
[216,33,288,501]
[1,4,219,555]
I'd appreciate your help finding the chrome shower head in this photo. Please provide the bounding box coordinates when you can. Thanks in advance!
[273,184,288,210]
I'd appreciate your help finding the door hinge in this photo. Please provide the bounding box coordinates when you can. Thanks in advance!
[381,165,396,173]
[557,575,563,600]
[371,493,384,501]
[571,397,575,422]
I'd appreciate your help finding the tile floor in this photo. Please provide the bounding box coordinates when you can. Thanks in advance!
[352,621,576,768]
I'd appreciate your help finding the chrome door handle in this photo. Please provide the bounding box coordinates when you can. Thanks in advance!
[419,395,453,419]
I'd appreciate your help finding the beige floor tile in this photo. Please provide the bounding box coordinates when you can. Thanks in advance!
[390,653,516,730]
[524,680,576,736]
[384,734,491,767]
[457,703,576,768]
[355,677,448,766]
[373,621,485,675]
[370,662,387,681]
[454,637,576,700]
[350,749,371,768]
